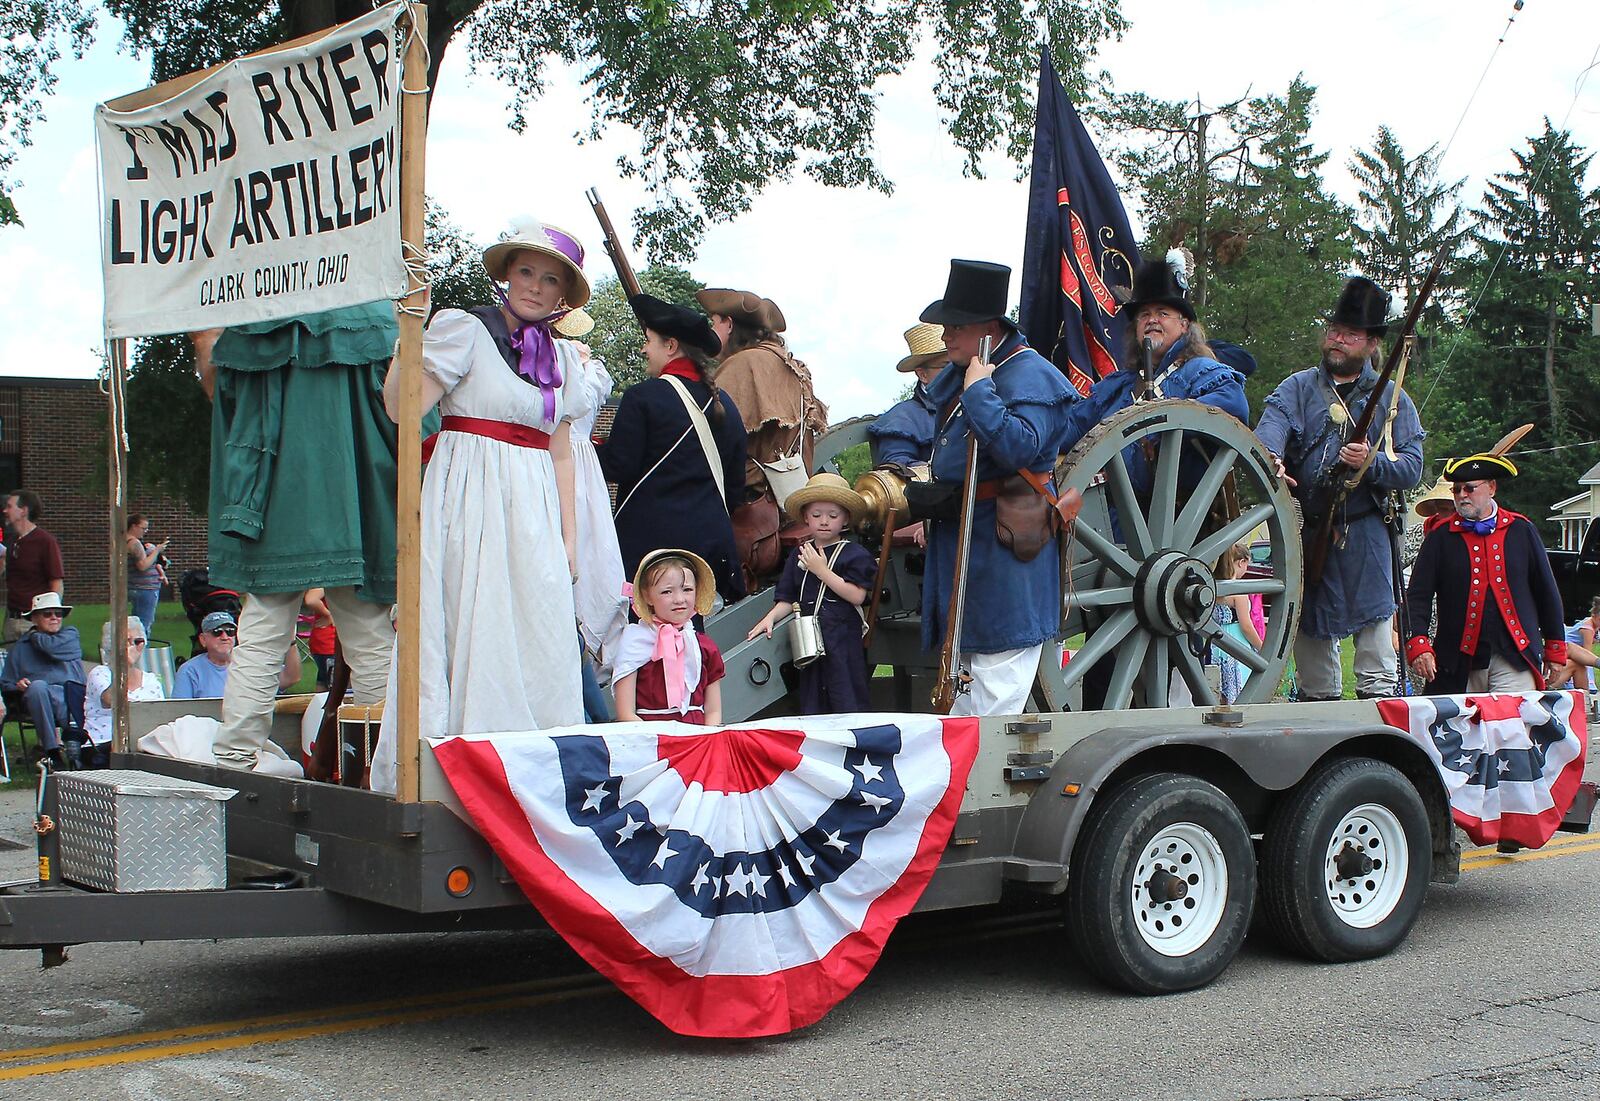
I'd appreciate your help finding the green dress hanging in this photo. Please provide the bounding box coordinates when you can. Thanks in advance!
[207,301,434,604]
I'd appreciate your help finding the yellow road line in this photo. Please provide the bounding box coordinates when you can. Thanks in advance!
[0,970,602,1064]
[1461,838,1600,871]
[0,982,616,1081]
[1462,831,1597,859]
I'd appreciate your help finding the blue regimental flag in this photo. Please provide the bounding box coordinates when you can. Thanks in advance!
[1019,50,1140,398]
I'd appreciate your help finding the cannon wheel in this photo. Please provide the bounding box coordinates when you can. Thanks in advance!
[1046,400,1301,708]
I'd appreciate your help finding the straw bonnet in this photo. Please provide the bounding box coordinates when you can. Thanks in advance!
[1411,476,1454,521]
[896,322,949,373]
[785,473,867,520]
[481,217,592,308]
[553,308,594,339]
[695,289,786,333]
[1443,453,1518,482]
[631,548,717,623]
[27,592,72,617]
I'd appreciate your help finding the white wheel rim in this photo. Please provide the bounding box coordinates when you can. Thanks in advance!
[1132,821,1229,957]
[1323,803,1409,929]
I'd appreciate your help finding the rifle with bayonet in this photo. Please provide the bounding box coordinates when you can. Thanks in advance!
[1303,254,1444,587]
[586,187,642,301]
[932,335,991,714]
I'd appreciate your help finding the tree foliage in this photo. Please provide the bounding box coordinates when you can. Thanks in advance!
[0,0,95,225]
[1348,126,1465,316]
[585,265,706,391]
[73,0,1123,258]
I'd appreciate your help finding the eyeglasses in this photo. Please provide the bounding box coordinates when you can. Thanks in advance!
[35,611,63,619]
[1324,326,1367,345]
[128,638,147,648]
[1451,483,1483,496]
[209,627,237,637]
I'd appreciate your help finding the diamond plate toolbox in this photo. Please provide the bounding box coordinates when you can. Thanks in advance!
[55,770,237,892]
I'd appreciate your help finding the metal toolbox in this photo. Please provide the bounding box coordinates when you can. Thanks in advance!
[55,770,237,892]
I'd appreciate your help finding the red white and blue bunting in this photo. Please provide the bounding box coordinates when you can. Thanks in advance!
[432,715,978,1037]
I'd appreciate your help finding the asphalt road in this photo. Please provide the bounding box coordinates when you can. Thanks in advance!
[0,779,1597,1100]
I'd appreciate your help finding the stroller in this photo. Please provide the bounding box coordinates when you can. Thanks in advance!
[178,568,244,659]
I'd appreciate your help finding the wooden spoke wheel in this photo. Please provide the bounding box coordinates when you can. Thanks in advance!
[1050,400,1301,708]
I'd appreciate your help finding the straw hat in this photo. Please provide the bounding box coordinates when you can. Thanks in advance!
[481,218,591,308]
[631,548,717,623]
[695,289,786,333]
[896,322,949,373]
[784,473,867,520]
[1411,476,1454,522]
[553,308,594,339]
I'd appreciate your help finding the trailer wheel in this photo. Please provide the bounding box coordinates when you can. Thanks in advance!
[1260,757,1430,963]
[1066,773,1256,994]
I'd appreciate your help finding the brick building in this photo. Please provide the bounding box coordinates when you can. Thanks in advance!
[0,377,208,605]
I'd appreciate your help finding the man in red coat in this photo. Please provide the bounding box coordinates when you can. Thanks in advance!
[1405,453,1566,693]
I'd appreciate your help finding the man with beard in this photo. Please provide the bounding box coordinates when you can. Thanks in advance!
[1256,276,1423,699]
[1404,452,1565,695]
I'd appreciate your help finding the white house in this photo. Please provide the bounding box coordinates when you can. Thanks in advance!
[1548,458,1600,551]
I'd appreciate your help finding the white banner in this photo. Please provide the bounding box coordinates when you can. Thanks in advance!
[96,2,411,339]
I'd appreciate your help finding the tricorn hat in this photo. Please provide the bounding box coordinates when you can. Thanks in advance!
[896,323,949,373]
[481,218,591,308]
[920,260,1012,326]
[631,548,718,623]
[695,289,786,333]
[1122,249,1195,321]
[1329,276,1391,336]
[630,294,721,357]
[784,473,867,520]
[1443,453,1518,483]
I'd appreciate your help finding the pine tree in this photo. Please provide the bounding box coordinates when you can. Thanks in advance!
[1348,126,1466,315]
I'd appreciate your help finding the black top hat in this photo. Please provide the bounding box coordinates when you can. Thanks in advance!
[920,260,1012,326]
[631,293,721,357]
[1329,276,1391,335]
[1122,253,1195,321]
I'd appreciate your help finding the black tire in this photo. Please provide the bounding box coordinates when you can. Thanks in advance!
[1065,773,1256,994]
[1260,757,1430,963]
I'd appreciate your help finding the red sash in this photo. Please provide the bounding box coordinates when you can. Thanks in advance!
[422,416,553,463]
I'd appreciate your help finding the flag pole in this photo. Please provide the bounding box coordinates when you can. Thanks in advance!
[394,1,429,803]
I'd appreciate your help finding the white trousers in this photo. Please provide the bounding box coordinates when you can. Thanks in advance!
[1466,652,1539,693]
[1295,620,1397,700]
[950,645,1042,717]
[214,588,394,768]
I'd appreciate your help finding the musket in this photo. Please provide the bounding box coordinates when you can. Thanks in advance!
[861,508,897,651]
[932,335,991,714]
[1304,254,1444,587]
[1136,337,1156,402]
[585,187,643,300]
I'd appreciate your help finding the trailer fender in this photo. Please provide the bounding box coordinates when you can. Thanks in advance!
[1008,719,1454,892]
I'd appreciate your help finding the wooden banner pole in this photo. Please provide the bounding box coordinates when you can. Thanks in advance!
[393,1,429,803]
[108,339,130,754]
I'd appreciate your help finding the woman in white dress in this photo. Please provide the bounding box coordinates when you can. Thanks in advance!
[372,219,591,794]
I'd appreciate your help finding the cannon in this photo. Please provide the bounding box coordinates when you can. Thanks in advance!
[705,398,1302,720]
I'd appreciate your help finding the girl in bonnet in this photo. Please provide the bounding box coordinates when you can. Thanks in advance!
[373,217,591,793]
[613,550,725,725]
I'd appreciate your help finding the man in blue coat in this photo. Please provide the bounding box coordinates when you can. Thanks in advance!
[1061,251,1249,475]
[919,260,1077,716]
[1256,276,1423,699]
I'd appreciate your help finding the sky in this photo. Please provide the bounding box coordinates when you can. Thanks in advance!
[1,0,1597,421]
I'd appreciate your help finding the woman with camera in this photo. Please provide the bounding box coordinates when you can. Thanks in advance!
[125,514,169,637]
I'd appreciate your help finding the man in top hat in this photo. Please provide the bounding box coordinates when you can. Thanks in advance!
[1405,453,1566,693]
[0,593,85,765]
[869,323,948,467]
[917,259,1077,716]
[1256,276,1424,699]
[1060,249,1249,474]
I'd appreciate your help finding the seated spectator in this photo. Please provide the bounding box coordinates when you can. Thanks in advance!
[0,593,85,767]
[78,616,164,768]
[304,588,338,690]
[172,611,301,699]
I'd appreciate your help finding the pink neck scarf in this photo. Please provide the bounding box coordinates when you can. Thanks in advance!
[652,622,689,710]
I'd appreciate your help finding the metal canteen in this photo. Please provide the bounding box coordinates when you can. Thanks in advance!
[787,613,826,668]
[853,463,931,529]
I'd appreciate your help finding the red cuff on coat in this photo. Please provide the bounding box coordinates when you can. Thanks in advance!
[1545,640,1568,666]
[1405,637,1434,664]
